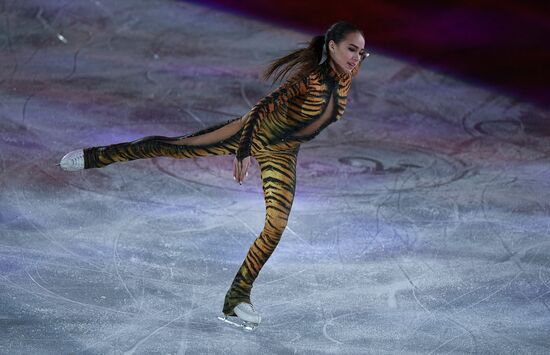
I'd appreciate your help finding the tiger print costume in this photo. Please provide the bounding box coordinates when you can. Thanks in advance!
[82,59,363,317]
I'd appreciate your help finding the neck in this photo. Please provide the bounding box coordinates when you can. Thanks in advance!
[329,59,344,74]
[325,59,348,81]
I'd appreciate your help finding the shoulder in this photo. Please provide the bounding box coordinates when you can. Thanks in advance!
[278,72,311,93]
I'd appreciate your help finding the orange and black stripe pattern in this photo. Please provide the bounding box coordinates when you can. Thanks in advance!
[236,59,363,159]
[83,117,244,169]
[79,59,363,317]
[223,147,300,316]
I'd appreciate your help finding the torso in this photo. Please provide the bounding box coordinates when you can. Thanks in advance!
[290,90,335,138]
[252,62,355,147]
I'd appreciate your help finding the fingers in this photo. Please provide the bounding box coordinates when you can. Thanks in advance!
[232,157,251,185]
[239,158,249,184]
[236,159,241,184]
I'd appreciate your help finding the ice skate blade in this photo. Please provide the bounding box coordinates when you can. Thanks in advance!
[217,315,258,331]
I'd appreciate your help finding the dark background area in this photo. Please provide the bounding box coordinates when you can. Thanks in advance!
[187,0,550,110]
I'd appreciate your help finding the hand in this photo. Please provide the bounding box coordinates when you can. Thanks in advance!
[233,156,251,185]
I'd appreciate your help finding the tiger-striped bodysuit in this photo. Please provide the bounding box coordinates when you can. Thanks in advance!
[82,58,363,316]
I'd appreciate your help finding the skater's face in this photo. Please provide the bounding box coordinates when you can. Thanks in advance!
[328,31,366,74]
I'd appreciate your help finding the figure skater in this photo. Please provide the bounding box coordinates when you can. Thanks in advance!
[59,21,367,330]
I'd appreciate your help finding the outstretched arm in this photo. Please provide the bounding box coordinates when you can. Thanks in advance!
[236,75,309,161]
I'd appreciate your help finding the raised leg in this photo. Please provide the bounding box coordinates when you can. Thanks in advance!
[165,116,244,146]
[83,117,243,169]
[222,147,299,316]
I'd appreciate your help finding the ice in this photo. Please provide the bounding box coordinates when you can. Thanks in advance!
[0,0,549,353]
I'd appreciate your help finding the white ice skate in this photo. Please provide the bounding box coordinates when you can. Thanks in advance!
[218,302,261,331]
[58,149,85,171]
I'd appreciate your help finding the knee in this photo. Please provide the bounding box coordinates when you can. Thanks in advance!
[265,216,289,236]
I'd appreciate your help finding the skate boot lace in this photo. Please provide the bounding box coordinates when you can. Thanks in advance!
[70,155,83,165]
[60,149,85,170]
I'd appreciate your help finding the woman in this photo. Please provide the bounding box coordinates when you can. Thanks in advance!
[59,21,367,329]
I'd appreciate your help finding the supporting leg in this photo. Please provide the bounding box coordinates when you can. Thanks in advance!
[222,147,299,316]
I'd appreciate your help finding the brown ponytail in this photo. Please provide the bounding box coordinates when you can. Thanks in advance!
[262,35,325,84]
[262,21,364,84]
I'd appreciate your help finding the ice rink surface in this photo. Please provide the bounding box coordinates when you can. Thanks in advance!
[1,0,549,354]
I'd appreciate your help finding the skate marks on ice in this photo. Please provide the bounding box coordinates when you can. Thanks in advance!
[2,0,550,353]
